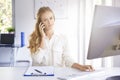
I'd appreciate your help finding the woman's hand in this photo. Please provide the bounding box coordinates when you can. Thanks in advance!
[39,22,46,49]
[72,63,95,72]
[39,22,46,38]
[79,65,94,71]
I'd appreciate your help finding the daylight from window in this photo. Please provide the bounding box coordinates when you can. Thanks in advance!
[0,0,12,33]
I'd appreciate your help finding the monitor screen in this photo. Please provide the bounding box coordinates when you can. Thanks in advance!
[87,5,120,59]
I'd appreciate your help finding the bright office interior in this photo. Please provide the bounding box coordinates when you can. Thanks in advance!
[0,0,120,69]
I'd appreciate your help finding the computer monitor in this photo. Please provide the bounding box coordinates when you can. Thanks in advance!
[87,5,120,59]
[0,33,14,45]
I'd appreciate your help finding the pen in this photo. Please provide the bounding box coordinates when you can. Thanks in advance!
[34,69,48,75]
[34,69,42,74]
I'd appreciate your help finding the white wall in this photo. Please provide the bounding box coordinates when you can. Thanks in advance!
[14,0,35,46]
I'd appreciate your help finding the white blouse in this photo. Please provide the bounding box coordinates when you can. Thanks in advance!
[31,33,74,67]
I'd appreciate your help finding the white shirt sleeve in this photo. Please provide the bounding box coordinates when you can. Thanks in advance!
[62,36,75,67]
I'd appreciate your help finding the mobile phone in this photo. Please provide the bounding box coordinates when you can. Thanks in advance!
[39,22,45,31]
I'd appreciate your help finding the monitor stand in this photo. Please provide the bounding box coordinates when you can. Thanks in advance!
[106,76,120,80]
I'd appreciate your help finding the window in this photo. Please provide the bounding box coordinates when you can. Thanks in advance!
[0,0,13,33]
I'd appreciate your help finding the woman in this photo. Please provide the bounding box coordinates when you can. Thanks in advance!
[28,6,94,71]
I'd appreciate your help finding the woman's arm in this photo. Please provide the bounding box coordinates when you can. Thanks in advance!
[71,63,94,71]
[62,35,94,71]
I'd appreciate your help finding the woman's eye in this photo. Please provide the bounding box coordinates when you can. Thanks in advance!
[50,17,53,20]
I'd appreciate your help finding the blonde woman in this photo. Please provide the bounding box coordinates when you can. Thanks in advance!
[28,6,94,71]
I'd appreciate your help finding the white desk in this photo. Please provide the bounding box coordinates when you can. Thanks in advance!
[0,67,120,80]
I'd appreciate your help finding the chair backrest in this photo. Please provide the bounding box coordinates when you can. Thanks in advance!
[14,46,32,67]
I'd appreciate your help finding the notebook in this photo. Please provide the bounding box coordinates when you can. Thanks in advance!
[24,66,54,76]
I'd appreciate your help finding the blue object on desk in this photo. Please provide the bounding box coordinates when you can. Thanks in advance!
[24,73,54,76]
[24,66,54,76]
[21,32,25,47]
[24,72,54,76]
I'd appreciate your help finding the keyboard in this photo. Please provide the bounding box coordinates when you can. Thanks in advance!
[57,68,106,80]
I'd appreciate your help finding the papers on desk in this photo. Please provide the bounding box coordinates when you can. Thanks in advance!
[24,66,54,76]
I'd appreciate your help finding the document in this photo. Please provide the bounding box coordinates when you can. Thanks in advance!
[24,66,54,76]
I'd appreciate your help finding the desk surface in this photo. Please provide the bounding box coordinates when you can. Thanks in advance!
[0,67,120,80]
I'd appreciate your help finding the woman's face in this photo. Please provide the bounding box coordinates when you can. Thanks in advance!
[41,11,55,31]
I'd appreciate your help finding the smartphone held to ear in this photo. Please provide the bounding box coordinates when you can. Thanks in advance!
[42,23,45,27]
[39,22,45,31]
[39,22,44,27]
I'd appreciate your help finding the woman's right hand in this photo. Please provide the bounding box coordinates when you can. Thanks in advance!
[39,22,46,38]
[72,63,95,72]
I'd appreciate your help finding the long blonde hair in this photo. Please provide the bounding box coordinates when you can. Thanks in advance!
[28,7,55,54]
